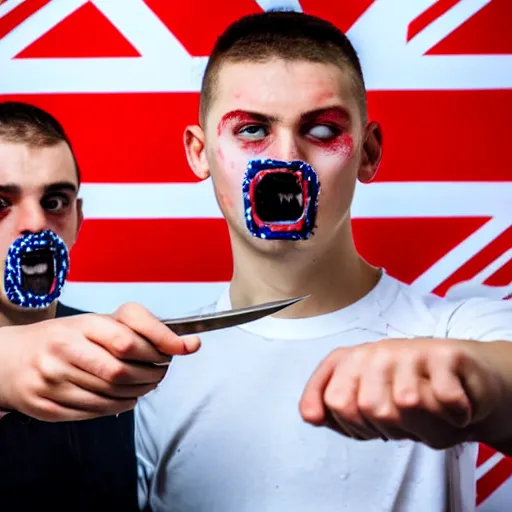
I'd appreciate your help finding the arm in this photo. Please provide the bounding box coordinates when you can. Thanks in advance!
[446,298,512,454]
[467,340,512,455]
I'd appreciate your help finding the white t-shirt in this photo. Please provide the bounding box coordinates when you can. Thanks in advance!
[135,273,512,512]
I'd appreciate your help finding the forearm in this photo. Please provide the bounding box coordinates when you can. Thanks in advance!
[469,340,512,455]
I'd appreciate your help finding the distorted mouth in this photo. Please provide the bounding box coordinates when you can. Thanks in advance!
[243,159,320,240]
[20,249,55,295]
[250,169,307,230]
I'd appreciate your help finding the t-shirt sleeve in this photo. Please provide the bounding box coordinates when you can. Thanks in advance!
[445,297,512,342]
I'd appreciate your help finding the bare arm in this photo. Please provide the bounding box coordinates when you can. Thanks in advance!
[468,340,512,455]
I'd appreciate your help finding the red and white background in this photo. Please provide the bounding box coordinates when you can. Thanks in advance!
[0,0,510,508]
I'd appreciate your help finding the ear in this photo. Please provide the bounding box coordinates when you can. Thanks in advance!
[184,125,210,180]
[358,121,383,184]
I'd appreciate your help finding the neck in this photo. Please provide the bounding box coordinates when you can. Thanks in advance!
[229,222,381,319]
[0,301,58,328]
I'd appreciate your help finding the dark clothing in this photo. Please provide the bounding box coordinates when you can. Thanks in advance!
[0,303,139,511]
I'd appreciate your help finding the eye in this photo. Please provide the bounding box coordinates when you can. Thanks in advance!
[237,124,268,139]
[0,197,11,213]
[41,194,69,213]
[307,124,339,140]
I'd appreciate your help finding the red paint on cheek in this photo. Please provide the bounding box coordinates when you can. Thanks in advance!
[317,133,354,156]
[238,139,269,154]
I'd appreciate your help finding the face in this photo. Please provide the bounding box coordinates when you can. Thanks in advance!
[185,58,381,253]
[0,139,82,311]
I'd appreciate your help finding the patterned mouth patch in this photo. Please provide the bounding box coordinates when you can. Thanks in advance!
[4,229,69,309]
[242,158,320,240]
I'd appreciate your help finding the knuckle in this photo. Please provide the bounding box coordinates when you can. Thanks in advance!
[395,388,421,409]
[36,354,61,383]
[373,404,398,422]
[372,350,394,373]
[103,362,131,383]
[324,388,351,414]
[110,331,135,357]
[357,396,377,415]
[116,302,143,323]
[34,400,61,422]
[436,344,463,366]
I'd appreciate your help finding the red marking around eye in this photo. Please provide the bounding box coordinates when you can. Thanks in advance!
[249,170,308,232]
[303,108,353,155]
[312,133,354,156]
[217,110,261,137]
[305,107,350,126]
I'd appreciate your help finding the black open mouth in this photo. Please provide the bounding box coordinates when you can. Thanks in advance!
[20,249,55,296]
[253,172,304,223]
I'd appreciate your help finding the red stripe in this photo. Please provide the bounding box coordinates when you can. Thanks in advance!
[0,0,50,40]
[143,0,263,57]
[427,0,512,55]
[476,456,512,505]
[433,226,512,296]
[300,0,376,34]
[477,444,499,467]
[407,0,460,41]
[1,90,510,183]
[68,218,233,282]
[353,217,490,285]
[67,217,488,283]
[15,2,141,58]
[0,93,202,183]
[368,89,512,182]
[485,258,512,286]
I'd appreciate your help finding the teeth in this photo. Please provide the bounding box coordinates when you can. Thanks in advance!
[277,192,304,208]
[278,193,295,204]
[21,263,48,276]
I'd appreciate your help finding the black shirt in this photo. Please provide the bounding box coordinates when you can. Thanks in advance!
[0,303,139,511]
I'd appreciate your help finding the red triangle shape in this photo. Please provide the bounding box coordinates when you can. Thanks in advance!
[352,217,490,286]
[426,0,512,55]
[301,0,376,34]
[15,1,141,59]
[143,0,264,57]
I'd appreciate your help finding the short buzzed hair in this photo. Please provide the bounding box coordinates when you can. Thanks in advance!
[0,101,81,184]
[200,10,367,126]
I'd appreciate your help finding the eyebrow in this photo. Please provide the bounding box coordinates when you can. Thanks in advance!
[221,110,280,125]
[0,184,21,195]
[221,106,350,126]
[43,182,78,195]
[299,106,351,123]
[0,181,78,196]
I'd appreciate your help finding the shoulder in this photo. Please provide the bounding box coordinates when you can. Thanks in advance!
[383,275,512,341]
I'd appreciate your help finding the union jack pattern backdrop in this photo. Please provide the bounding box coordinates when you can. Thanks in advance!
[0,0,511,508]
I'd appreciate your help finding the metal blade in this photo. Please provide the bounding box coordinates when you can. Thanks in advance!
[162,295,308,336]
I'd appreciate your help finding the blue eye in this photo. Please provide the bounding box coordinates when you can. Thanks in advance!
[238,125,267,139]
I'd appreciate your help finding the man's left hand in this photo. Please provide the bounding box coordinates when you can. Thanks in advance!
[299,338,503,449]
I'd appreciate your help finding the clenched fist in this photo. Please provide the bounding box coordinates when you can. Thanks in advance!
[299,337,503,449]
[0,302,200,422]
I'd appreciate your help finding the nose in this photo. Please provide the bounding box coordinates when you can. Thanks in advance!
[270,130,305,162]
[16,200,47,235]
